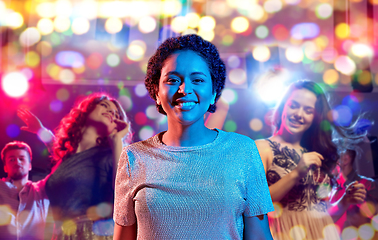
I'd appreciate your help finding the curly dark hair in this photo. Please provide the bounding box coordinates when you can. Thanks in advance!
[145,34,226,114]
[52,93,132,163]
[272,80,366,185]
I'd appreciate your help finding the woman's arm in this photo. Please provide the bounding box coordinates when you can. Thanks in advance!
[114,223,137,240]
[328,181,366,222]
[244,214,272,240]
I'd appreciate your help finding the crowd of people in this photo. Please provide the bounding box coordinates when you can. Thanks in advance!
[0,34,376,240]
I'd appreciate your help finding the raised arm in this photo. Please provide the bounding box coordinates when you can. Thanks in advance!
[17,108,55,153]
[108,118,130,187]
[255,140,323,202]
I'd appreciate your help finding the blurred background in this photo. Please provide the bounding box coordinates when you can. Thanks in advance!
[0,0,377,183]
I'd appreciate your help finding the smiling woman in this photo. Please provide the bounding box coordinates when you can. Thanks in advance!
[113,34,274,240]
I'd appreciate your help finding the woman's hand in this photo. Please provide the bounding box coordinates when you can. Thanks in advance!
[293,152,323,179]
[344,181,367,206]
[17,108,45,134]
[109,119,130,146]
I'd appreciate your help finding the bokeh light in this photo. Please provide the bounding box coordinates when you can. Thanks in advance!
[171,16,188,33]
[127,40,147,61]
[146,105,160,119]
[0,205,12,225]
[19,27,41,47]
[268,202,283,218]
[228,69,247,85]
[323,224,340,240]
[285,46,304,63]
[335,23,350,39]
[7,12,24,29]
[105,17,123,34]
[161,0,182,17]
[25,51,41,68]
[249,118,263,132]
[54,16,71,32]
[351,43,374,58]
[334,56,356,76]
[6,124,20,138]
[2,72,29,97]
[291,23,320,40]
[227,55,241,69]
[56,51,85,68]
[135,83,148,97]
[264,0,283,13]
[36,2,56,18]
[247,4,265,21]
[37,128,53,143]
[255,25,269,39]
[138,16,156,33]
[231,17,249,33]
[342,226,358,240]
[323,69,339,85]
[37,18,54,35]
[59,69,75,84]
[221,89,238,104]
[252,46,271,62]
[224,120,237,132]
[186,12,200,28]
[135,112,147,125]
[71,17,90,35]
[106,53,120,67]
[358,224,374,240]
[55,0,72,18]
[333,105,353,126]
[360,202,376,219]
[87,53,103,69]
[273,24,289,41]
[316,3,333,19]
[50,100,63,112]
[289,225,306,240]
[139,126,154,140]
[199,16,216,32]
[56,88,70,101]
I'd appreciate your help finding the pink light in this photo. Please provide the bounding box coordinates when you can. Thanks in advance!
[2,72,29,97]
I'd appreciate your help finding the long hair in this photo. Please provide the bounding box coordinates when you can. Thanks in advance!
[272,80,364,182]
[52,93,132,163]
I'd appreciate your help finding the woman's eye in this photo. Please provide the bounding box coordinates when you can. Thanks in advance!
[193,78,204,83]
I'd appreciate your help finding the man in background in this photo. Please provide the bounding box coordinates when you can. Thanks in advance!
[0,141,50,240]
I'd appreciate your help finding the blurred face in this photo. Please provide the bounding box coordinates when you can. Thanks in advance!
[4,149,31,180]
[156,50,216,126]
[86,99,120,136]
[280,88,317,136]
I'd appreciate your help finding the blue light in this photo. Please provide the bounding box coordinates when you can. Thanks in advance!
[55,51,85,68]
[290,23,320,39]
[6,124,20,138]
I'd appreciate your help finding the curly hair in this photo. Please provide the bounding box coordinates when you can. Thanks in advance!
[145,34,226,114]
[272,80,365,184]
[52,93,132,163]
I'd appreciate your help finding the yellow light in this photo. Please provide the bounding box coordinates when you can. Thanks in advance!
[358,224,374,240]
[322,48,338,63]
[171,16,188,33]
[0,205,13,226]
[76,1,98,20]
[61,220,77,236]
[289,225,306,240]
[247,4,265,21]
[47,64,61,80]
[334,55,356,76]
[198,30,215,42]
[25,51,40,68]
[285,46,304,63]
[55,0,72,17]
[71,18,90,35]
[304,41,320,60]
[37,18,54,35]
[105,17,123,34]
[264,0,283,13]
[323,69,339,85]
[351,43,374,58]
[323,224,340,239]
[73,65,85,74]
[19,28,41,47]
[186,12,200,28]
[98,1,130,18]
[315,35,329,50]
[252,46,271,62]
[267,202,283,219]
[162,0,182,17]
[335,23,350,39]
[199,16,216,32]
[37,41,52,57]
[231,17,249,33]
[59,69,75,84]
[228,68,246,85]
[36,2,56,18]
[138,16,156,34]
[249,118,263,132]
[6,12,24,29]
[127,40,147,61]
[54,16,71,33]
[357,71,372,86]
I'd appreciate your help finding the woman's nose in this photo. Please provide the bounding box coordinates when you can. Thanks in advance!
[178,80,193,95]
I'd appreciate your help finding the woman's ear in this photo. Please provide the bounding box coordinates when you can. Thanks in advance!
[211,93,216,105]
[156,94,161,105]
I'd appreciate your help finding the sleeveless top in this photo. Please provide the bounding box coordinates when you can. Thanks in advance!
[266,139,340,240]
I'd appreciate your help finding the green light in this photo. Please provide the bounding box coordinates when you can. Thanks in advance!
[224,120,237,132]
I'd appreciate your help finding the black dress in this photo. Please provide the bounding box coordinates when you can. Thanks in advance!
[45,146,114,239]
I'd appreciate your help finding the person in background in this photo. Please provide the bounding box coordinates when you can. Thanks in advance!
[331,138,378,236]
[256,80,367,240]
[0,141,49,240]
[18,93,131,240]
[113,34,274,240]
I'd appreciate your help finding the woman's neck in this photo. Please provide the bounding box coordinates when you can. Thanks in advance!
[76,126,101,153]
[273,128,303,149]
[163,118,216,147]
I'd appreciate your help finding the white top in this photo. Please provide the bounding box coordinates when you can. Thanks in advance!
[114,129,274,239]
[0,178,49,240]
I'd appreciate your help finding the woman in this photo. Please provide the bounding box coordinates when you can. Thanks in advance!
[256,80,367,240]
[113,34,274,239]
[43,93,131,239]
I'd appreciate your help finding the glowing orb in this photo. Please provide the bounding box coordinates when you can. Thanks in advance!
[2,72,29,97]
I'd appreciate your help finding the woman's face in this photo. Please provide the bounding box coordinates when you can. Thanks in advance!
[156,50,216,126]
[280,88,317,136]
[86,99,120,136]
